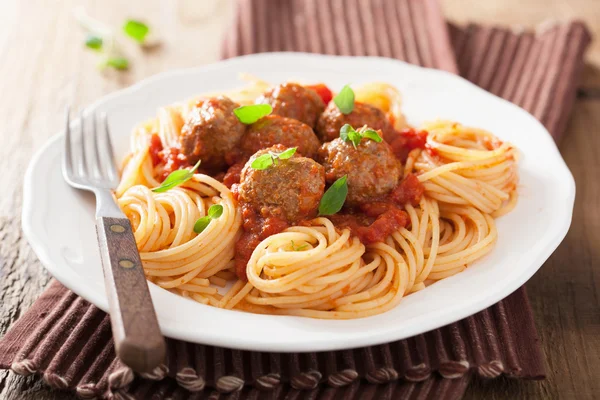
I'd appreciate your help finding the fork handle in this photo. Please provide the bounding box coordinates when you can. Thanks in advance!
[96,216,166,373]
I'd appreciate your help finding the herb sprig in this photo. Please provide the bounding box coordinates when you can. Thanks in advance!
[123,20,150,44]
[152,160,201,193]
[74,6,130,71]
[318,175,348,216]
[193,204,224,234]
[85,35,103,50]
[340,124,382,148]
[75,7,157,72]
[290,240,309,251]
[251,147,297,170]
[234,104,273,124]
[333,85,355,114]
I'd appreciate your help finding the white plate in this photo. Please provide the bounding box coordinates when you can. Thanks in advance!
[22,53,574,352]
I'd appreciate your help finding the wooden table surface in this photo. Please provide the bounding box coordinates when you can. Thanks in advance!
[0,0,598,399]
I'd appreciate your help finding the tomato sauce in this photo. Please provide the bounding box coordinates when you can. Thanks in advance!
[234,203,289,281]
[330,204,409,245]
[147,134,191,182]
[328,174,424,245]
[149,134,163,167]
[389,128,428,161]
[160,148,189,181]
[223,163,244,188]
[306,83,333,104]
[389,173,424,206]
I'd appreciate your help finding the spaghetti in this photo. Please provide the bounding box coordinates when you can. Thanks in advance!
[115,79,518,319]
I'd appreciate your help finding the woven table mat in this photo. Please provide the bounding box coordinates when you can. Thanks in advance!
[449,20,591,142]
[1,1,591,399]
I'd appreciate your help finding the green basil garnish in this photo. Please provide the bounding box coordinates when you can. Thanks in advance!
[234,104,273,124]
[318,175,348,216]
[333,85,355,114]
[194,204,224,233]
[85,35,103,50]
[104,57,129,70]
[339,124,382,148]
[123,19,150,43]
[250,147,297,170]
[340,124,362,148]
[361,128,383,143]
[277,147,297,160]
[290,240,308,251]
[208,204,224,219]
[152,160,201,193]
[251,153,275,170]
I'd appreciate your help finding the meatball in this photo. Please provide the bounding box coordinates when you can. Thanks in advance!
[238,145,325,222]
[179,96,245,169]
[316,101,396,143]
[318,137,401,206]
[256,83,325,128]
[241,115,321,160]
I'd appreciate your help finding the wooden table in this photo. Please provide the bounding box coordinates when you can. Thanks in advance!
[0,0,598,398]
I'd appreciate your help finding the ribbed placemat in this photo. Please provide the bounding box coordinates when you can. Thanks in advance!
[1,1,591,399]
[449,20,591,142]
[0,280,541,399]
[115,373,471,400]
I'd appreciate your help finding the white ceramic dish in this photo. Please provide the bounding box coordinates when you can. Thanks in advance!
[22,53,574,352]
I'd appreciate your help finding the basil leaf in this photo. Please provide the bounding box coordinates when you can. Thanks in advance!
[85,35,103,50]
[348,130,362,148]
[333,85,355,114]
[208,204,224,219]
[362,129,383,143]
[340,124,353,142]
[193,216,211,233]
[234,104,273,124]
[318,175,348,216]
[123,19,149,43]
[340,124,362,148]
[251,153,275,170]
[194,204,224,233]
[105,57,129,70]
[152,160,201,193]
[290,240,308,251]
[278,147,297,160]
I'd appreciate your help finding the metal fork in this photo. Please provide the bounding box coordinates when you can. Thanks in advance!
[63,107,165,373]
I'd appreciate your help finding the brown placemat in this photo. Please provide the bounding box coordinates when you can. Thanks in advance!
[1,1,591,399]
[0,280,538,399]
[116,373,471,400]
[449,20,591,142]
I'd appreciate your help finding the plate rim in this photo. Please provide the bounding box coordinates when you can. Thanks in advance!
[22,52,575,352]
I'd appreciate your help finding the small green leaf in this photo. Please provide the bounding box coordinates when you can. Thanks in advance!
[85,35,103,50]
[348,131,362,148]
[339,124,361,148]
[290,240,308,251]
[333,85,355,114]
[123,19,149,43]
[105,57,129,70]
[361,129,383,143]
[193,216,211,233]
[318,175,348,216]
[251,153,275,170]
[194,204,223,233]
[234,104,273,124]
[208,204,224,219]
[277,147,297,160]
[340,124,352,142]
[340,125,382,147]
[152,160,201,193]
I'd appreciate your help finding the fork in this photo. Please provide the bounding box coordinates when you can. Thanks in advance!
[62,107,165,373]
